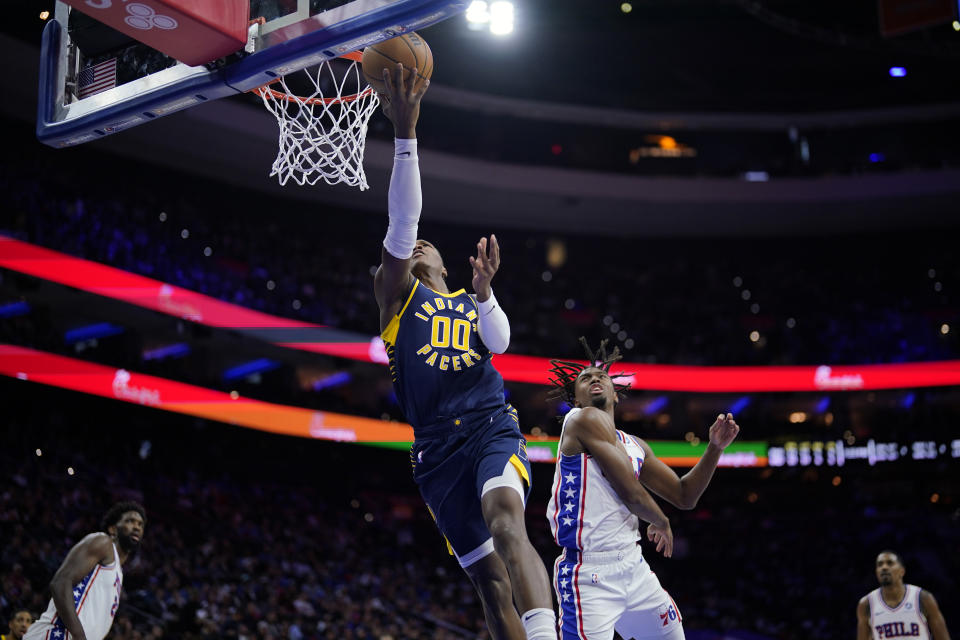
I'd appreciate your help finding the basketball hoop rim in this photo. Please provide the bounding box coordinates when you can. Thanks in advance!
[252,51,376,106]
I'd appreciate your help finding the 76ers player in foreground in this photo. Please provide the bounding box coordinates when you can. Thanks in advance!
[546,339,740,640]
[373,64,555,640]
[856,551,951,640]
[25,502,145,640]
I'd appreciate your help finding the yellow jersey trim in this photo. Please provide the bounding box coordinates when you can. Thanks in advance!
[424,285,467,298]
[508,454,530,488]
[380,279,421,345]
[425,503,455,556]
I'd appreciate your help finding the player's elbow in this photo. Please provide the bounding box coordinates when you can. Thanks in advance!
[487,340,509,355]
[671,478,699,510]
[479,333,509,354]
[476,303,510,354]
[671,490,697,510]
[49,575,69,596]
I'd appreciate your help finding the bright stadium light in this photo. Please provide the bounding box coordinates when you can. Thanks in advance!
[888,66,907,77]
[489,1,514,35]
[465,0,490,29]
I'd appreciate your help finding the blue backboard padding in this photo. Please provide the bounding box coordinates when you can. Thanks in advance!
[37,0,465,148]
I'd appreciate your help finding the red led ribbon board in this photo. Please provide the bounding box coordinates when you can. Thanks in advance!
[485,356,960,392]
[0,344,412,442]
[63,0,249,66]
[0,236,313,329]
[3,236,960,392]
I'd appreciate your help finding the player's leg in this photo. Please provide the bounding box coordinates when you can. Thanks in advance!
[614,551,684,640]
[477,407,556,639]
[463,550,527,640]
[615,606,685,640]
[412,429,529,640]
[554,551,620,640]
[481,484,553,611]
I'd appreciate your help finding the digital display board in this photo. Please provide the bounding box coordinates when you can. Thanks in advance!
[768,439,960,467]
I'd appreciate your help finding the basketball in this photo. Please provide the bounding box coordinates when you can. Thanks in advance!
[362,32,433,96]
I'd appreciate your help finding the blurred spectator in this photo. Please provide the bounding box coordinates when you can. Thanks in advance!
[1,609,33,640]
[1,144,956,370]
[1,385,957,640]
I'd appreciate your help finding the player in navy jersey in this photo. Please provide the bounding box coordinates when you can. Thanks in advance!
[372,64,555,640]
[24,502,145,640]
[856,551,951,640]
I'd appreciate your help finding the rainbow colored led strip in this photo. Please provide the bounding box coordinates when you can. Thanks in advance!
[0,344,767,466]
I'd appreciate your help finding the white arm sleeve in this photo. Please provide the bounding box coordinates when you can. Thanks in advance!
[383,138,421,259]
[476,290,511,354]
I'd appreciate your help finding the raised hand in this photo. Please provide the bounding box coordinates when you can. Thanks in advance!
[380,63,429,139]
[469,234,500,302]
[708,413,740,450]
[646,521,673,558]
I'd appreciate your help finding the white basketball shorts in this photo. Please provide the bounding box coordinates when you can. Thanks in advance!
[553,543,684,640]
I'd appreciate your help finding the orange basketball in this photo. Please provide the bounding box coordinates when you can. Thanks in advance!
[362,32,433,95]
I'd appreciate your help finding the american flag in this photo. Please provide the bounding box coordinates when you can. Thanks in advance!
[77,58,117,99]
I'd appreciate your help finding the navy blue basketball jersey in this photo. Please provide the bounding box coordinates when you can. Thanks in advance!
[381,279,505,434]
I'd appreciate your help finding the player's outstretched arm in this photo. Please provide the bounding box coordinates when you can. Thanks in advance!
[637,413,740,510]
[567,407,673,556]
[49,533,115,640]
[921,590,952,640]
[856,596,872,640]
[470,235,510,354]
[374,64,430,329]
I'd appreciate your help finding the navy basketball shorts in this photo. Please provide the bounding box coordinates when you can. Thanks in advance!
[410,404,532,567]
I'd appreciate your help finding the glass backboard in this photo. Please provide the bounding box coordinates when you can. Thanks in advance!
[37,0,465,147]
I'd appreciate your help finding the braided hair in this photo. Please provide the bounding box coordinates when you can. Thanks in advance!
[547,337,631,405]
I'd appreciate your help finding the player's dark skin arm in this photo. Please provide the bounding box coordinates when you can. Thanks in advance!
[563,406,674,556]
[373,63,430,331]
[856,596,872,640]
[49,533,115,640]
[921,590,952,640]
[637,413,739,510]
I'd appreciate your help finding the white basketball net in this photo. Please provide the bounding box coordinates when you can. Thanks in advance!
[256,56,379,190]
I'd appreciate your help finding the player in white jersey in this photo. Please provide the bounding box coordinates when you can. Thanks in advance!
[545,339,740,640]
[856,551,951,640]
[24,502,145,640]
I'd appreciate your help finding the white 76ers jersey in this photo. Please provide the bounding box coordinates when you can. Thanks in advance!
[547,408,647,552]
[869,585,930,640]
[25,538,124,640]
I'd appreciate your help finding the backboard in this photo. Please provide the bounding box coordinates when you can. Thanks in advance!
[37,0,465,148]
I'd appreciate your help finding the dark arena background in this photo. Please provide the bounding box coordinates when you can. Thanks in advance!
[2,2,959,639]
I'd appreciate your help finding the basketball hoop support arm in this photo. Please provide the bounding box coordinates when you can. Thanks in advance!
[37,0,466,148]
